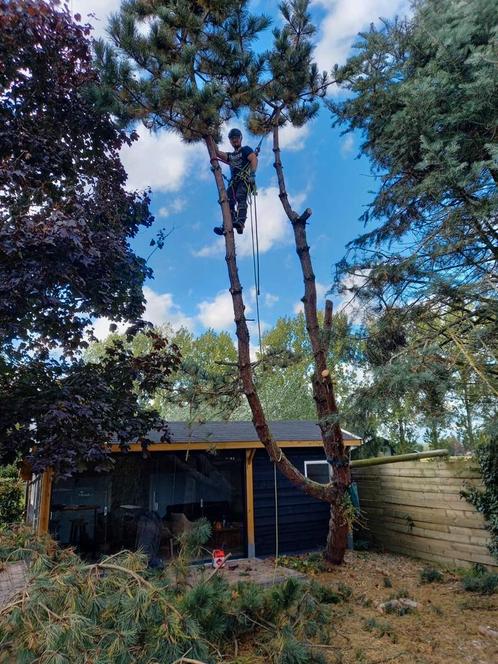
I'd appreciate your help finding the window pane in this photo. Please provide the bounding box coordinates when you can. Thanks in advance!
[305,462,329,484]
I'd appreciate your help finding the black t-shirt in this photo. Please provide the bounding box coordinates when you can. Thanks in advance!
[228,145,254,179]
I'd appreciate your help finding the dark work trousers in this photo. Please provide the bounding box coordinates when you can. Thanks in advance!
[227,178,249,227]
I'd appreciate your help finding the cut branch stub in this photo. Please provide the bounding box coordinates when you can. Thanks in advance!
[271,120,351,563]
[204,134,334,503]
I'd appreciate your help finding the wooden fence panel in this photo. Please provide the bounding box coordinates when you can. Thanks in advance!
[353,458,497,570]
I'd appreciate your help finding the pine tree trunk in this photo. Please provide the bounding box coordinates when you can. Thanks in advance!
[326,505,350,564]
[272,121,351,564]
[204,135,335,504]
[462,377,475,449]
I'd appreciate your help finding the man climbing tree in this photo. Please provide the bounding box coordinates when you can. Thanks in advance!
[97,0,351,564]
[214,128,257,236]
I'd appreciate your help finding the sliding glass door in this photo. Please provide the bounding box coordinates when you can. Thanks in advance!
[49,450,246,559]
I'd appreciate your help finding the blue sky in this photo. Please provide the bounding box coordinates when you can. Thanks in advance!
[71,1,410,345]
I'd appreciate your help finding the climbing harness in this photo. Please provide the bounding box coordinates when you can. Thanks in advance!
[217,134,267,355]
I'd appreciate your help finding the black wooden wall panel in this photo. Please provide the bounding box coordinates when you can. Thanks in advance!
[253,449,330,556]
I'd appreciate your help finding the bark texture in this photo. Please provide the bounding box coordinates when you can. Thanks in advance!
[272,122,351,564]
[204,135,335,503]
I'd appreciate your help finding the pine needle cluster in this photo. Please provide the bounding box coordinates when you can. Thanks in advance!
[0,524,345,663]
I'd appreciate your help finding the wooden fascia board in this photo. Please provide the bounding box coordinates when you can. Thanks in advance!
[109,438,361,453]
[245,450,255,555]
[38,470,53,535]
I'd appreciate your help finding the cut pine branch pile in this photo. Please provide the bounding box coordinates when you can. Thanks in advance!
[0,525,343,664]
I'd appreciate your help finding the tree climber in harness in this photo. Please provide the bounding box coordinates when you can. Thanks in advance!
[213,128,258,236]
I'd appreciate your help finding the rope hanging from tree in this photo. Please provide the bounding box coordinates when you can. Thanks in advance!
[245,134,265,355]
[218,133,267,356]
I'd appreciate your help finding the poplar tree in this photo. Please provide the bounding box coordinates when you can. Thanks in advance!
[97,0,351,563]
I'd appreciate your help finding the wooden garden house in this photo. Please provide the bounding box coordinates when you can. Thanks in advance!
[26,420,361,559]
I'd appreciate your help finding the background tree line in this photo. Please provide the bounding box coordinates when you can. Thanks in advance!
[1,0,496,484]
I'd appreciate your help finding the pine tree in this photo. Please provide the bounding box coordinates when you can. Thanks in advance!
[248,0,352,561]
[96,0,351,563]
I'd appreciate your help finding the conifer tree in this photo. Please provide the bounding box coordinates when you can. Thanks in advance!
[329,0,498,397]
[97,0,350,562]
[248,0,352,563]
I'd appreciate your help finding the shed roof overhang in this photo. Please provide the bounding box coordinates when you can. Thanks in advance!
[110,420,362,452]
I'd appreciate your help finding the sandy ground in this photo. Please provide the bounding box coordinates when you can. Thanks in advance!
[236,550,498,664]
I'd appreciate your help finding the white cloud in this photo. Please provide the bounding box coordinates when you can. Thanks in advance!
[158,198,186,218]
[278,124,310,152]
[121,126,203,194]
[293,281,330,314]
[313,0,411,71]
[197,291,251,331]
[195,291,270,356]
[248,319,269,337]
[73,0,154,39]
[72,0,121,38]
[194,237,225,259]
[247,319,270,361]
[249,344,260,362]
[194,186,304,259]
[91,317,128,341]
[92,286,195,340]
[340,134,355,157]
[264,293,279,307]
[142,286,195,331]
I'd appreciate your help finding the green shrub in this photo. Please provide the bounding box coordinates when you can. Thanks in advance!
[461,439,498,560]
[337,582,353,600]
[308,580,342,604]
[383,602,414,616]
[461,566,498,595]
[278,552,327,575]
[389,588,409,599]
[420,567,443,584]
[362,617,396,642]
[0,465,24,525]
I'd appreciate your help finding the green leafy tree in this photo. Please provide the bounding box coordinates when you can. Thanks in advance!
[462,438,498,560]
[350,314,451,455]
[0,464,23,524]
[86,326,241,422]
[155,328,241,420]
[235,312,361,423]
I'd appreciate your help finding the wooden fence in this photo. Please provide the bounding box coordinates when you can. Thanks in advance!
[353,458,498,570]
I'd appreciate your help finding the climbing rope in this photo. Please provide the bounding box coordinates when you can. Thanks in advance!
[272,460,280,583]
[217,133,267,357]
[248,191,263,357]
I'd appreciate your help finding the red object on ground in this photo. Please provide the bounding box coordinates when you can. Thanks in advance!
[212,549,225,568]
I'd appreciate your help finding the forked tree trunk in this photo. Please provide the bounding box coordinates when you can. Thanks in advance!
[205,134,349,563]
[204,135,334,502]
